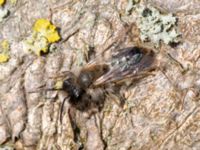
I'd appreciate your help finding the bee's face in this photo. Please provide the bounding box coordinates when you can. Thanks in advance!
[63,77,84,100]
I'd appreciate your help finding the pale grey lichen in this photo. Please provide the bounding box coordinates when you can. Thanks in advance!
[136,5,181,46]
[0,145,14,150]
[0,7,9,22]
[125,0,140,15]
[22,31,49,56]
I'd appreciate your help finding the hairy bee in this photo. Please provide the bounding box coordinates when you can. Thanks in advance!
[60,46,155,118]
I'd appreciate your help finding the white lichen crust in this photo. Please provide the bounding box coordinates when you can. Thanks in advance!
[136,4,181,46]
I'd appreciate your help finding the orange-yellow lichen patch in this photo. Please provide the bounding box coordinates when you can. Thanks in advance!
[1,39,9,50]
[33,19,60,43]
[0,0,5,6]
[23,19,60,56]
[0,53,9,63]
[0,40,10,63]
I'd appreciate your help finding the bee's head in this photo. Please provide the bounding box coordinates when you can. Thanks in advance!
[63,77,84,100]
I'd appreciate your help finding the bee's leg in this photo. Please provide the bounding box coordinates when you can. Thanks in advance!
[113,94,125,107]
[68,108,85,149]
[27,87,59,93]
[106,85,126,107]
[60,100,83,148]
[106,93,125,107]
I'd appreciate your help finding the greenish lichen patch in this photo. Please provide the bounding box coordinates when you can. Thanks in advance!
[136,5,181,46]
[23,31,49,56]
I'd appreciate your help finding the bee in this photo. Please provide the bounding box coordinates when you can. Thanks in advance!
[60,46,156,120]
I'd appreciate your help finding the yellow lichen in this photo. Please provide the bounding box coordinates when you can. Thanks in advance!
[0,39,10,63]
[0,0,5,6]
[33,19,60,43]
[0,53,9,63]
[9,0,17,5]
[54,80,63,90]
[23,19,60,56]
[1,40,9,51]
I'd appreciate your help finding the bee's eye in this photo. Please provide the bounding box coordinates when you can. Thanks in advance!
[63,78,75,94]
[63,78,73,89]
[63,78,84,99]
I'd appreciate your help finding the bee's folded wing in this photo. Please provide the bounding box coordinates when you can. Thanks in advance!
[94,49,156,85]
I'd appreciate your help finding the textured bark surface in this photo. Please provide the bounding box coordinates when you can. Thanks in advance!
[0,0,200,149]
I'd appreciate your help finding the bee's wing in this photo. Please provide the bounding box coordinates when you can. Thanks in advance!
[83,52,108,68]
[94,47,156,86]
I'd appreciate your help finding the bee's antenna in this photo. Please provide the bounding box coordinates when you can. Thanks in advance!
[60,96,70,124]
[27,88,59,93]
